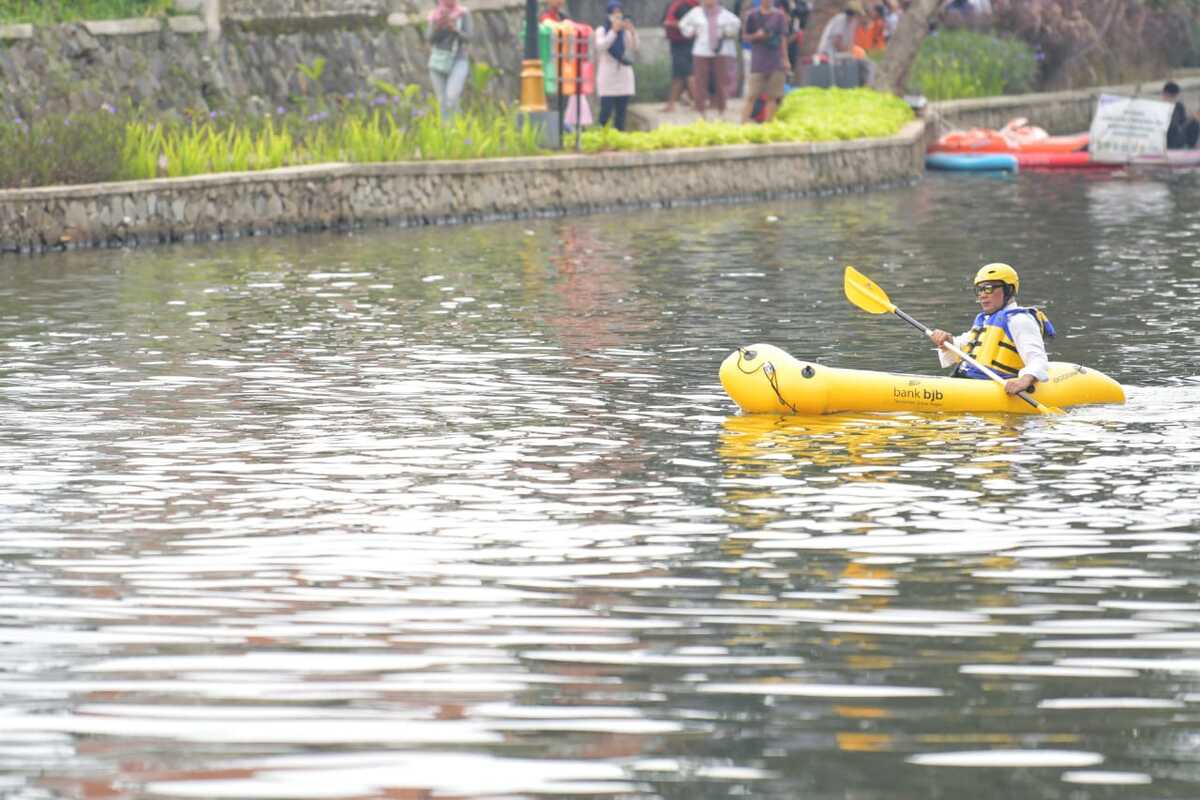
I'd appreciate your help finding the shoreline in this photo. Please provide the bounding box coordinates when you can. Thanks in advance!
[0,121,925,255]
[3,76,1199,256]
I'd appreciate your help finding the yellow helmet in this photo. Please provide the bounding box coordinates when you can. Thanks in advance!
[974,262,1019,295]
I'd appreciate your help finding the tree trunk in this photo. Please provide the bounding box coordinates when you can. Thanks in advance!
[869,0,945,95]
[1040,0,1125,90]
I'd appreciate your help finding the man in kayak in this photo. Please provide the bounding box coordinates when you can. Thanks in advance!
[929,263,1055,396]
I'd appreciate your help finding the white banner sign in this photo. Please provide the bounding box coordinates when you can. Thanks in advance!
[1088,94,1172,163]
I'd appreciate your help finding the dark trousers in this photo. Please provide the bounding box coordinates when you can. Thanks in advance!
[599,95,631,131]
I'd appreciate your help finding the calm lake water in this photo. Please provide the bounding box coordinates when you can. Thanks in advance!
[2,170,1199,799]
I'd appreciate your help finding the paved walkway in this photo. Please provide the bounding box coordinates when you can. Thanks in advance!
[629,99,749,131]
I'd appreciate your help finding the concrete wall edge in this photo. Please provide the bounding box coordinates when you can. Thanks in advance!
[0,120,925,255]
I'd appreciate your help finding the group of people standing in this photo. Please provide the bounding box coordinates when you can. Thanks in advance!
[425,0,641,129]
[814,0,902,59]
[661,0,908,122]
[539,0,642,132]
[662,0,805,122]
[422,0,911,129]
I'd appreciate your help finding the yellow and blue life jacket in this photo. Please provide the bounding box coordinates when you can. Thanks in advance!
[955,305,1056,380]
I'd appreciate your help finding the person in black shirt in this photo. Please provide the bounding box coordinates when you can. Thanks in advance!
[662,0,698,111]
[1162,81,1200,150]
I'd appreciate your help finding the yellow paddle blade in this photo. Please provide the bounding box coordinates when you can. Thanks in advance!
[1035,398,1067,415]
[844,266,897,315]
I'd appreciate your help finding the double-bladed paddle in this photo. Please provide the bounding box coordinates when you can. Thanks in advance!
[843,265,1063,415]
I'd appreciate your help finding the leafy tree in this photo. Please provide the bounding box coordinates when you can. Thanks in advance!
[870,0,944,95]
[988,0,1198,87]
[872,0,1199,95]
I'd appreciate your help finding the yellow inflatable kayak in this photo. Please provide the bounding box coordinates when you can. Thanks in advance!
[720,343,1125,416]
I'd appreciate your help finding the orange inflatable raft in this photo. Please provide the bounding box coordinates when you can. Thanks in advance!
[929,118,1089,155]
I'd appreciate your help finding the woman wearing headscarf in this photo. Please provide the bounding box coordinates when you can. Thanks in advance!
[426,0,473,120]
[594,0,639,130]
[678,0,740,117]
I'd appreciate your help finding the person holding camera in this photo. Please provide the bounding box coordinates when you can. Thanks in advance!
[740,0,789,123]
[595,0,639,131]
[679,0,741,117]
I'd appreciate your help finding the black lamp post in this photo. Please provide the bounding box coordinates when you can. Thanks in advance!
[519,0,547,111]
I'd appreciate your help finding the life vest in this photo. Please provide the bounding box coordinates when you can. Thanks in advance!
[955,305,1056,380]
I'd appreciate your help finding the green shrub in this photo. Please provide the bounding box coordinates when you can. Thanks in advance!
[0,111,126,188]
[0,0,172,23]
[581,87,914,152]
[633,57,673,104]
[906,29,1037,101]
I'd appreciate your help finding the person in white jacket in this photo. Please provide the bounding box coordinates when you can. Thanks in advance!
[594,0,639,130]
[679,0,741,117]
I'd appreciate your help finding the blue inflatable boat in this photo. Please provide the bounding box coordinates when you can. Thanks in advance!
[925,153,1019,173]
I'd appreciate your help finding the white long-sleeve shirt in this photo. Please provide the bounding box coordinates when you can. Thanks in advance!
[816,12,856,58]
[937,302,1050,383]
[678,6,740,58]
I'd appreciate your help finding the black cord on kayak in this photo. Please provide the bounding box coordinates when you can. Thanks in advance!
[735,347,760,374]
[763,361,801,414]
[732,349,800,412]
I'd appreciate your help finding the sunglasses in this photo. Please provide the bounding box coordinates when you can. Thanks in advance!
[974,282,1005,296]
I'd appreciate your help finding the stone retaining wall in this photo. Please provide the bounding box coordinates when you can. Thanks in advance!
[0,4,526,121]
[0,121,924,254]
[220,0,393,19]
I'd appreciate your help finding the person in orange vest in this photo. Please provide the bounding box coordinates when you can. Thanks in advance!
[853,2,887,52]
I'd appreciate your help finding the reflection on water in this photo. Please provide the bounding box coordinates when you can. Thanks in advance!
[1,171,1200,799]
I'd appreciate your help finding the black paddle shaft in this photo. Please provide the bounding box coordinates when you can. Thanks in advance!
[890,308,1044,412]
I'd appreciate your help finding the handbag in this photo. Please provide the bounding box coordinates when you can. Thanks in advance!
[428,16,462,74]
[429,45,456,74]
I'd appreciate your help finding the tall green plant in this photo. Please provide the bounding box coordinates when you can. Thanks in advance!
[117,87,542,180]
[122,121,161,180]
